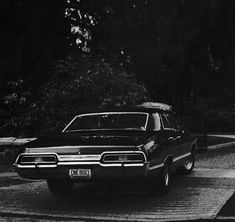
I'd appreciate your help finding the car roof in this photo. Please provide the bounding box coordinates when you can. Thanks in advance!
[132,102,172,112]
[80,102,172,115]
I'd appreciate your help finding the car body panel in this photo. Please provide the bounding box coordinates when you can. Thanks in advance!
[14,103,196,183]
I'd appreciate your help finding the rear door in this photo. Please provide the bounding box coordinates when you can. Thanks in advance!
[166,114,195,168]
[179,127,193,156]
[160,113,181,163]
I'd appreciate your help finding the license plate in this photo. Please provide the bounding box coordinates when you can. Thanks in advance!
[69,169,91,179]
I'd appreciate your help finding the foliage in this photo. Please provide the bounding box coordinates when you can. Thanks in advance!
[33,55,149,134]
[1,80,32,137]
[66,0,235,132]
[66,0,235,106]
[1,0,235,135]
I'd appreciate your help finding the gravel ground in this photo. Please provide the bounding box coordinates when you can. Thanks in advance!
[0,164,14,173]
[195,145,235,169]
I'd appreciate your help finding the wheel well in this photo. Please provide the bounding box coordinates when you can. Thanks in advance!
[164,155,173,165]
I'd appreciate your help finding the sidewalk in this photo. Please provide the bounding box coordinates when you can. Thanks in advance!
[217,193,235,220]
[205,134,235,220]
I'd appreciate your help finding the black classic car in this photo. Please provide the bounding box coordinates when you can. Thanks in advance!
[15,102,196,194]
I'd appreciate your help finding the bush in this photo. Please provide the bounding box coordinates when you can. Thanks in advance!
[33,55,149,134]
[0,55,149,136]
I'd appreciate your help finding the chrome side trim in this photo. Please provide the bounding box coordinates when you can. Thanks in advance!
[144,152,191,171]
[16,165,36,168]
[26,145,136,153]
[149,163,164,170]
[173,152,191,162]
[16,164,57,168]
[58,154,101,161]
[58,161,147,167]
[57,161,122,167]
[124,163,144,167]
[16,162,122,168]
[38,165,57,168]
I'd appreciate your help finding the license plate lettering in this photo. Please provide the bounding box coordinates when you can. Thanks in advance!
[69,169,91,179]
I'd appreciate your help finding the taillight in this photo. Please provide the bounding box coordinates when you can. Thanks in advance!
[102,153,144,163]
[19,155,57,164]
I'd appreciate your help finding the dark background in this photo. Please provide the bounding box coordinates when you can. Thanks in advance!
[1,0,235,137]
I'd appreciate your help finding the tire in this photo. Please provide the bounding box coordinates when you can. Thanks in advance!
[158,162,171,194]
[47,179,73,194]
[180,149,195,175]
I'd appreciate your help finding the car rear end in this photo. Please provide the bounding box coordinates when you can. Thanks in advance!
[14,146,149,181]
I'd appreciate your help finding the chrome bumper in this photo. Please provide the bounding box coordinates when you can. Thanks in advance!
[14,162,149,180]
[14,152,150,180]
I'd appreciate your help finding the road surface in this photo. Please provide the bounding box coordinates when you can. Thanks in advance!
[0,169,234,221]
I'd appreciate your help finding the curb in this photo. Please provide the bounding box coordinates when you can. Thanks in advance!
[196,141,235,152]
[0,211,225,222]
[0,211,233,222]
[207,141,235,150]
[216,216,235,221]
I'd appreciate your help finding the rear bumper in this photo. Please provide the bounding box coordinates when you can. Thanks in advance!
[14,162,151,180]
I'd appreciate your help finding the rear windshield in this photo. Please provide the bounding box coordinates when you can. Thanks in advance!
[63,112,148,132]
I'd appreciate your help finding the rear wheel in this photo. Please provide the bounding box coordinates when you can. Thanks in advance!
[158,162,171,194]
[180,149,195,174]
[47,179,73,194]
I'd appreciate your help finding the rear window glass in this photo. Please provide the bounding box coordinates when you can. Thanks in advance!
[64,112,148,131]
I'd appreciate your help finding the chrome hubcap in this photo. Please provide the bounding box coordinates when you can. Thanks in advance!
[164,166,169,186]
[185,157,193,170]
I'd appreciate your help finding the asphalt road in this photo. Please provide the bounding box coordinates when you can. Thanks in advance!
[0,169,234,222]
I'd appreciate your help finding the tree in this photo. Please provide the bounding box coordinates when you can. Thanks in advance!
[1,0,235,136]
[0,0,67,90]
[33,54,149,134]
[2,79,31,137]
[66,0,235,105]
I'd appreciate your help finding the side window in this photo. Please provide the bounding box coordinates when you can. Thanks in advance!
[161,114,171,129]
[152,113,161,131]
[167,114,180,131]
